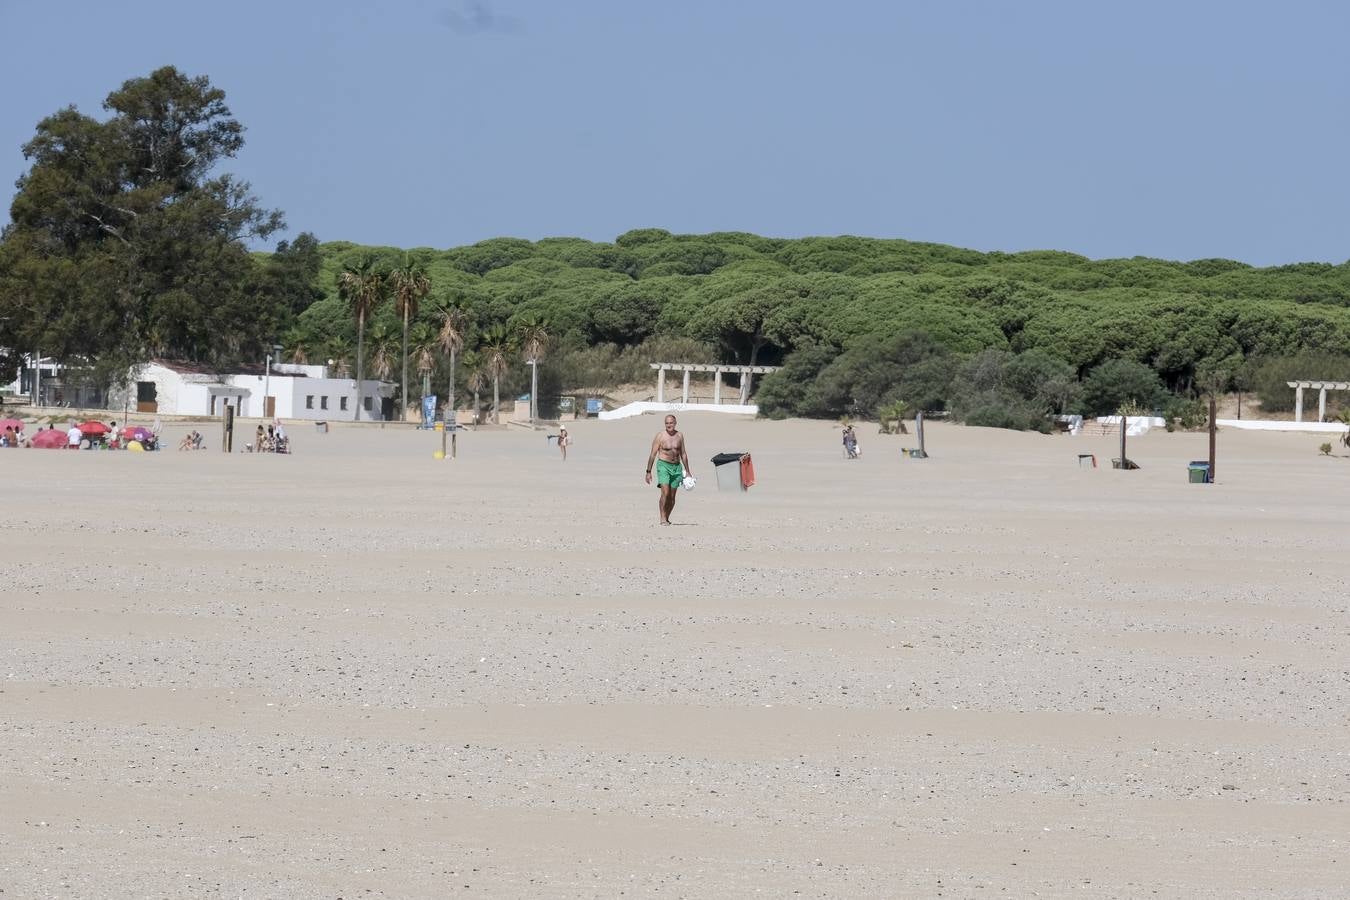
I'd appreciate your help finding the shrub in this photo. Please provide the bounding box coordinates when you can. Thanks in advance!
[1081,359,1168,417]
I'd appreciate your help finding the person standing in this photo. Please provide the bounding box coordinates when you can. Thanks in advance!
[557,425,570,462]
[66,422,82,450]
[644,414,693,525]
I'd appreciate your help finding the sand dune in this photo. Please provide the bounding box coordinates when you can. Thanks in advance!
[2,415,1347,897]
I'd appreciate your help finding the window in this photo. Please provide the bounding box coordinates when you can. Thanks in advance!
[320,396,329,410]
[340,397,348,411]
[363,397,373,411]
[305,395,314,409]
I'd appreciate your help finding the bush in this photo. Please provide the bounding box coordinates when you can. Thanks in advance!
[1163,396,1208,431]
[1081,359,1168,416]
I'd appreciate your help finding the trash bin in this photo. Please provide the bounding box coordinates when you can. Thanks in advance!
[711,452,747,492]
[315,421,328,433]
[1187,461,1211,483]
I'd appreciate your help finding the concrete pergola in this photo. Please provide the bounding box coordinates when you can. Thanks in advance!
[1287,380,1350,422]
[652,362,780,405]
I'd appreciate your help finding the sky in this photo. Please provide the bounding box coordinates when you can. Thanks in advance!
[2,0,1348,266]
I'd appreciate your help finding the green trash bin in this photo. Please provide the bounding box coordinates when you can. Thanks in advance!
[1187,461,1210,483]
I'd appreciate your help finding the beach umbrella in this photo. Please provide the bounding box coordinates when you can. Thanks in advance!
[30,429,67,449]
[76,421,111,435]
[0,418,24,433]
[120,425,151,442]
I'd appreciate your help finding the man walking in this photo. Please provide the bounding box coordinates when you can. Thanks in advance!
[645,414,693,525]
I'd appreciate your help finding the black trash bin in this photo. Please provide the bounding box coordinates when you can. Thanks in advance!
[710,452,747,492]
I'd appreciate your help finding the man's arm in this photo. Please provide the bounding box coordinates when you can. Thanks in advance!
[645,435,659,484]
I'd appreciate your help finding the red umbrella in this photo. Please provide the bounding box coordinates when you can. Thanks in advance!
[120,425,152,442]
[31,429,67,449]
[0,418,24,433]
[76,421,111,435]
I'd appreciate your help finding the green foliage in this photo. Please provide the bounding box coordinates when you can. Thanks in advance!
[1250,352,1350,412]
[1319,442,1333,456]
[1081,359,1168,417]
[0,66,284,382]
[1163,396,1209,431]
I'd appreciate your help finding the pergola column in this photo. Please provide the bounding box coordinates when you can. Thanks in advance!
[1318,387,1328,422]
[681,369,690,403]
[1295,385,1304,422]
[713,368,722,404]
[656,366,666,403]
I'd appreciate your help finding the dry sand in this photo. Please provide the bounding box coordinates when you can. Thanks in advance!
[1,415,1347,898]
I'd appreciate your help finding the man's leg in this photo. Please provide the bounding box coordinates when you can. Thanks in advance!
[664,484,677,522]
[658,485,672,524]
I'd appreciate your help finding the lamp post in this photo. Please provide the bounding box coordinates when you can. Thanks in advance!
[527,357,538,424]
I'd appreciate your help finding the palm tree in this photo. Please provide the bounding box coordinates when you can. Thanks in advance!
[368,322,398,382]
[435,303,469,426]
[408,321,438,398]
[321,339,353,378]
[389,255,431,422]
[480,325,514,424]
[282,327,309,365]
[462,350,486,425]
[515,313,550,423]
[337,258,387,421]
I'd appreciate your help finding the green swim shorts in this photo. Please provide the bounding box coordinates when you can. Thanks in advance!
[655,458,684,488]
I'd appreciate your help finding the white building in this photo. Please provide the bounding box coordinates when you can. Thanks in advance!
[130,360,395,421]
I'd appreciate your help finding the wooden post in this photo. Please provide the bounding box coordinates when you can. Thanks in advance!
[451,431,457,459]
[916,411,926,457]
[441,423,447,458]
[1208,395,1217,482]
[1119,414,1127,468]
[222,404,234,453]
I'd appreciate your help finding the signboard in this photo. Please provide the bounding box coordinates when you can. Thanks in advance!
[586,398,603,415]
[421,395,437,428]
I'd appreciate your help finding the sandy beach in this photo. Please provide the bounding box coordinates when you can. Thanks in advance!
[2,414,1347,897]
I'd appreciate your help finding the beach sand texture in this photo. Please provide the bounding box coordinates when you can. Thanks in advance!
[2,416,1348,897]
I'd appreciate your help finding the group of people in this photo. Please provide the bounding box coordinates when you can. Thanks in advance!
[0,421,161,450]
[842,423,860,459]
[251,422,289,454]
[0,425,25,448]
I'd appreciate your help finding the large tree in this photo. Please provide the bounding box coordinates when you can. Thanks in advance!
[434,302,470,423]
[0,66,284,385]
[389,254,431,421]
[337,258,387,420]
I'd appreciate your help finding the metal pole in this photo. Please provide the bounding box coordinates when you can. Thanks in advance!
[33,351,40,406]
[1215,391,1225,477]
[528,358,538,423]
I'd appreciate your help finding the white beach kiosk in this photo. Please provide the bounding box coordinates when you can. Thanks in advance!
[599,362,780,420]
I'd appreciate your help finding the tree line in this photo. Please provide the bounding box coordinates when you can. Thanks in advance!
[5,68,1350,426]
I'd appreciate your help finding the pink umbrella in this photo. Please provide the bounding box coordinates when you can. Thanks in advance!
[30,429,67,449]
[0,418,24,433]
[120,425,151,442]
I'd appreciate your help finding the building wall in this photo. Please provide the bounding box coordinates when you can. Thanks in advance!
[129,363,390,420]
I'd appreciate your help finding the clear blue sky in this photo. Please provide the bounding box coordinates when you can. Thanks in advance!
[3,0,1347,266]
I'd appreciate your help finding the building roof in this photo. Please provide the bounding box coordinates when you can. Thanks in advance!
[150,359,307,378]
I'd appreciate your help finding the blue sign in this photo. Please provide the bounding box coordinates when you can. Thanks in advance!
[586,398,603,414]
[421,395,437,428]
